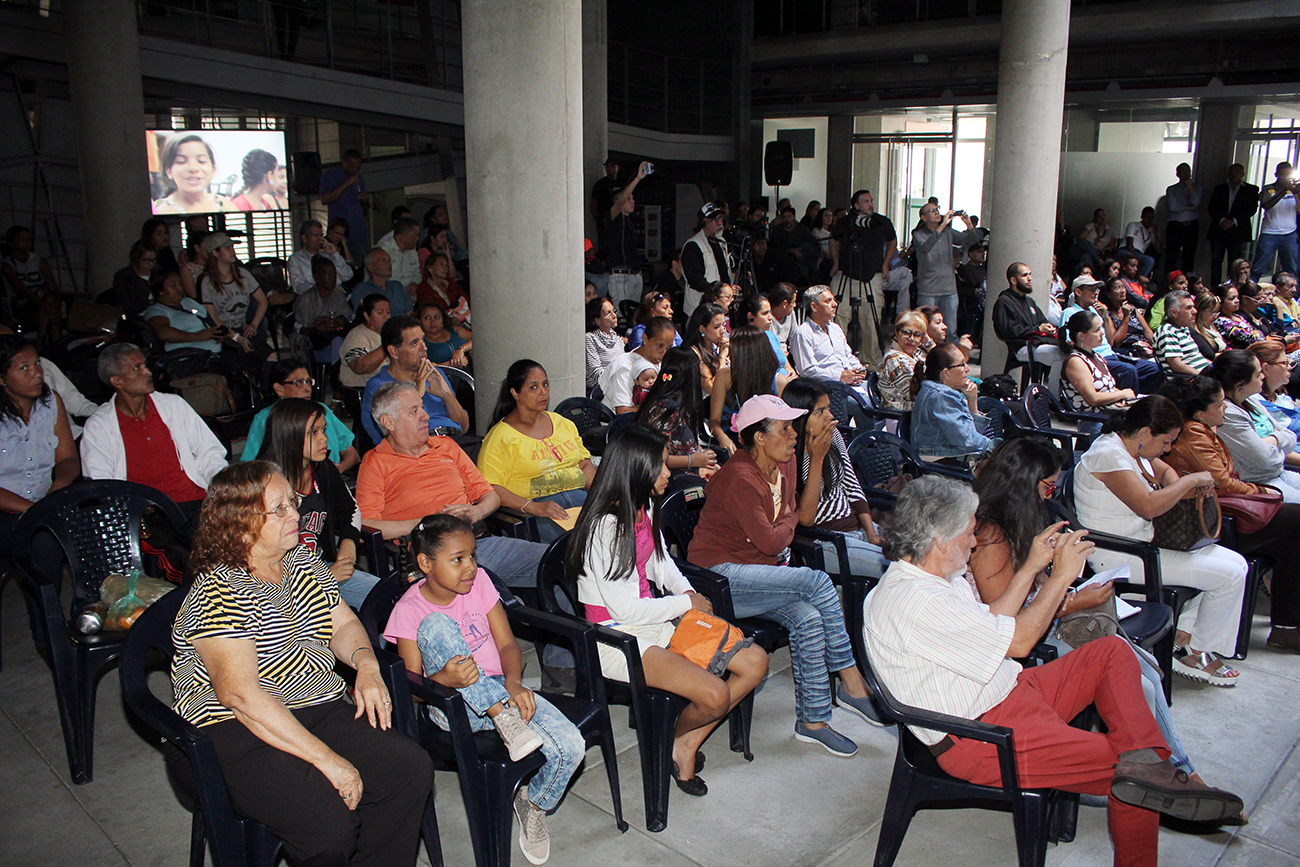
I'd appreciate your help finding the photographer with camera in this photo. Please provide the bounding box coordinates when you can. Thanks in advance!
[606,160,653,306]
[1251,161,1300,280]
[682,203,733,317]
[830,190,897,366]
[912,203,974,343]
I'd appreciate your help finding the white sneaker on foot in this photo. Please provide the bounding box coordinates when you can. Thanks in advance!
[494,705,544,761]
[513,787,551,865]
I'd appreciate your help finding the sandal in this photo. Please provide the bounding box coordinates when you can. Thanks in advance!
[1173,648,1240,687]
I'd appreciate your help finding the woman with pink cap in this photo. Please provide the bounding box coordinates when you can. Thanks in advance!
[688,394,885,757]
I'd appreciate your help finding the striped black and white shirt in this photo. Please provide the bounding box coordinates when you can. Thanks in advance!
[798,429,870,528]
[172,545,345,728]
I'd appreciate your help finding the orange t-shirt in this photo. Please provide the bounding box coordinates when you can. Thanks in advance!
[356,435,492,522]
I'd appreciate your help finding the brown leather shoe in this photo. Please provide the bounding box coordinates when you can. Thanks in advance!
[1112,759,1244,823]
[1267,626,1300,653]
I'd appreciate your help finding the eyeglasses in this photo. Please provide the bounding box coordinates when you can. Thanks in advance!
[1040,479,1058,498]
[898,329,924,339]
[281,377,314,387]
[944,362,970,371]
[264,493,302,518]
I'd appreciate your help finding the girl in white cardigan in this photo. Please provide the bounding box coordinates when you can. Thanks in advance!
[568,422,768,796]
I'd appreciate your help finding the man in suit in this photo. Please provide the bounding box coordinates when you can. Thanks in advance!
[1207,163,1260,288]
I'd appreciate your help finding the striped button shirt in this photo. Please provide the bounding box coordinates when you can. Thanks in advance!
[1154,322,1210,374]
[862,559,1020,745]
[171,545,345,728]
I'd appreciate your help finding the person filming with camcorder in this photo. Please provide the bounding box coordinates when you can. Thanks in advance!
[830,190,897,366]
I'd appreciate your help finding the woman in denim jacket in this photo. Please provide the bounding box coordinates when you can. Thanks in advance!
[909,343,993,457]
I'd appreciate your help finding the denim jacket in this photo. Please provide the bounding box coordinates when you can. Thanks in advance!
[910,379,992,457]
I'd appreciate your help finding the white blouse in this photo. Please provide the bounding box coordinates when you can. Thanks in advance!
[1074,432,1154,542]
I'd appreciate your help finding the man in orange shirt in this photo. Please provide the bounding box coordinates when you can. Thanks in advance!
[356,381,547,590]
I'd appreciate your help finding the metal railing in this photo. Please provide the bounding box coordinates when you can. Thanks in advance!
[753,0,1133,36]
[608,43,733,137]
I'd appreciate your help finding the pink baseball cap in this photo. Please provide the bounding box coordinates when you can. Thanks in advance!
[730,394,807,434]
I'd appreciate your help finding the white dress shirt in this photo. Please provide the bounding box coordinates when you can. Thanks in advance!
[288,248,353,295]
[790,319,859,380]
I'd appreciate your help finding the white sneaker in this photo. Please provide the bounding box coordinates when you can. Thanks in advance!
[513,787,550,865]
[493,705,544,761]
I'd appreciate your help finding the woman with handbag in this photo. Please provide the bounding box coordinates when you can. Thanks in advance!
[569,422,768,796]
[1074,395,1249,686]
[970,437,1201,778]
[1161,375,1300,652]
[1209,349,1300,502]
[688,395,883,757]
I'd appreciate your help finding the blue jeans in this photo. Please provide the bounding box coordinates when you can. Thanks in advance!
[816,528,889,580]
[1103,354,1164,394]
[1252,231,1300,280]
[1131,251,1155,278]
[533,488,588,543]
[337,567,380,610]
[710,562,856,725]
[1044,633,1192,774]
[916,293,959,342]
[416,612,584,810]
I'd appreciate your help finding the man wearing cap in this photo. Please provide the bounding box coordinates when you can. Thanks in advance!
[1060,275,1164,393]
[606,160,652,306]
[682,203,734,317]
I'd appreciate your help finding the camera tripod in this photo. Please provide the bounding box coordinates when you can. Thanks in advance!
[733,235,759,299]
[833,238,885,357]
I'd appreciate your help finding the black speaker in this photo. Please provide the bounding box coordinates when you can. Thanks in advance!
[291,151,322,195]
[764,140,794,186]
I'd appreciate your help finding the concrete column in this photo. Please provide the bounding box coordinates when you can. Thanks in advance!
[732,2,755,204]
[1192,102,1250,280]
[63,0,150,297]
[582,0,608,243]
[982,0,1071,376]
[463,0,585,431]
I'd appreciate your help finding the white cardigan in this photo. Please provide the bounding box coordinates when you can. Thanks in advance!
[576,513,695,627]
[81,392,227,491]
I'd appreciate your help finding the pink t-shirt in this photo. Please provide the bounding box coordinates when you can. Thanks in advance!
[383,568,504,676]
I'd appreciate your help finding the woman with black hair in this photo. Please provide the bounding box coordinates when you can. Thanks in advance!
[230,149,287,212]
[1074,395,1249,686]
[1162,374,1300,652]
[141,218,179,275]
[627,291,680,350]
[909,342,992,458]
[1102,276,1155,356]
[569,423,767,793]
[689,395,882,758]
[1214,281,1269,349]
[1058,308,1134,418]
[682,301,727,396]
[969,436,1201,779]
[731,293,794,377]
[151,133,235,215]
[254,398,377,609]
[707,324,787,454]
[781,378,888,579]
[1209,348,1300,502]
[478,360,595,542]
[0,334,77,529]
[240,357,359,472]
[634,346,718,474]
[340,293,392,391]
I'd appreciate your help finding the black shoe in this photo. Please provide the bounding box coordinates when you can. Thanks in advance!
[671,761,708,797]
[539,663,576,695]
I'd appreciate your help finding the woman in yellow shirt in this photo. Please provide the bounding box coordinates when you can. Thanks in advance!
[478,359,597,541]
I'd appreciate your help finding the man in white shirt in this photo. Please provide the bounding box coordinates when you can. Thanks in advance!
[1122,206,1161,279]
[864,477,1243,867]
[790,286,867,389]
[1252,161,1300,280]
[1164,162,1202,274]
[287,219,353,294]
[599,317,675,413]
[378,217,422,295]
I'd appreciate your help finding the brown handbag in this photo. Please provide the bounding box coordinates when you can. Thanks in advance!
[1217,490,1283,535]
[1140,465,1220,551]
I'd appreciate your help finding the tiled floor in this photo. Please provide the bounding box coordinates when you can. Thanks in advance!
[2,575,1299,867]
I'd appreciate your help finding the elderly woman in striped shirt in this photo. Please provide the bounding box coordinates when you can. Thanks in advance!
[782,378,889,580]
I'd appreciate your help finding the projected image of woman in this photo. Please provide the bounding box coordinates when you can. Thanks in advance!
[231,148,289,212]
[152,134,236,215]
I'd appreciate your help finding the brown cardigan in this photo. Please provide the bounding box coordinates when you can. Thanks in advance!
[688,449,797,568]
[1164,420,1265,495]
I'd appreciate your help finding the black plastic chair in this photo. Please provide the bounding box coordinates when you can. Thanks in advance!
[1214,513,1270,660]
[864,370,905,422]
[359,566,625,866]
[535,534,753,833]
[817,378,874,430]
[1021,384,1106,458]
[846,430,974,507]
[13,481,187,784]
[438,365,476,434]
[554,396,615,456]
[863,663,1076,867]
[605,409,639,444]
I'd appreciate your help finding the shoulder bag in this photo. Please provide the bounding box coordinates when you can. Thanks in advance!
[1139,464,1220,551]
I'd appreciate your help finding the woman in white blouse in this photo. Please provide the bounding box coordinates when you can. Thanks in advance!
[1073,395,1249,687]
[585,296,625,393]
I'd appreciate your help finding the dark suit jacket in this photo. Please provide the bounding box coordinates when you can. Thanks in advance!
[1206,181,1260,243]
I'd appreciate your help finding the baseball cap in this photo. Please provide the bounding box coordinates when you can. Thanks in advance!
[203,232,235,253]
[730,394,807,434]
[1071,275,1103,292]
[700,202,724,221]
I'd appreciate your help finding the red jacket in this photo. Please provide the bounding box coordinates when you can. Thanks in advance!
[688,449,797,567]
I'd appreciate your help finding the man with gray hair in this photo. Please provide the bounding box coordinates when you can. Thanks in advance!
[288,218,352,294]
[1152,289,1209,376]
[349,246,412,316]
[81,343,227,516]
[863,476,1243,865]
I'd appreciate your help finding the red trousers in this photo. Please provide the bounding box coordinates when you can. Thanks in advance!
[938,636,1169,867]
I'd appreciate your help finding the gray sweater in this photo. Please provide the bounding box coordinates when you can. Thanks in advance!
[1217,396,1297,484]
[911,225,972,297]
